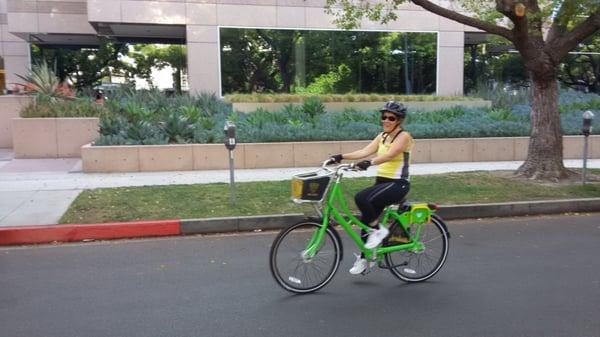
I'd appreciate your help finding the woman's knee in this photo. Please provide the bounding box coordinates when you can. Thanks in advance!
[355,188,370,205]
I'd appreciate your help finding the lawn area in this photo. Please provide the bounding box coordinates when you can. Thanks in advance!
[60,171,600,224]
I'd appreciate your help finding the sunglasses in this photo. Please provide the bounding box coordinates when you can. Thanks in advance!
[381,115,398,122]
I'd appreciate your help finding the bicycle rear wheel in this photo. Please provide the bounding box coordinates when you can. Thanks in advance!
[385,214,449,283]
[269,221,341,294]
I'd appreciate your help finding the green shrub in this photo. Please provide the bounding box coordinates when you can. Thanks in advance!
[126,120,168,145]
[406,106,466,124]
[559,97,600,113]
[467,82,529,109]
[302,96,325,118]
[86,88,599,146]
[92,90,233,146]
[98,115,129,137]
[94,134,130,146]
[160,111,194,143]
[21,98,108,118]
[305,64,353,94]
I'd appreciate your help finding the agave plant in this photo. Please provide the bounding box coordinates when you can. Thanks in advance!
[16,62,72,103]
[160,111,194,143]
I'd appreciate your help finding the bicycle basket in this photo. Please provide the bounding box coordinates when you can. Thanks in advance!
[291,169,334,202]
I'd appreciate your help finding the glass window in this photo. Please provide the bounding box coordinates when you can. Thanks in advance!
[220,28,437,95]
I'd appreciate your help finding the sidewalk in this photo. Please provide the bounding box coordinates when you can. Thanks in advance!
[1,147,599,227]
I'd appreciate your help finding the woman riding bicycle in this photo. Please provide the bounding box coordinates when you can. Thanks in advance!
[328,101,414,275]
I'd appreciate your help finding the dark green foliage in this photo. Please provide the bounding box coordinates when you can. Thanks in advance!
[31,41,129,90]
[221,29,437,95]
[92,89,232,145]
[126,120,168,145]
[98,115,129,136]
[330,108,379,127]
[405,106,466,124]
[561,110,600,135]
[301,96,326,118]
[82,88,600,145]
[160,111,194,143]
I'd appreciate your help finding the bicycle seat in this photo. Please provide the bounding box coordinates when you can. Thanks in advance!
[392,198,407,206]
[391,198,410,211]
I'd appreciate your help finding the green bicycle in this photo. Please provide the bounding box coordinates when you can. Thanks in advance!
[269,161,450,294]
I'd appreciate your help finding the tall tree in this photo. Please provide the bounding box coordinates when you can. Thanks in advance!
[327,0,600,181]
[129,45,187,93]
[255,30,304,93]
[32,41,128,90]
[220,29,279,92]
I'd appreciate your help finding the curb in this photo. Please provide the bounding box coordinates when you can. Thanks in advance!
[0,220,180,246]
[437,198,600,219]
[1,198,599,246]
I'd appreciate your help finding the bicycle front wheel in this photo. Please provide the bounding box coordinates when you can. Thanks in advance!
[269,221,341,294]
[385,214,449,283]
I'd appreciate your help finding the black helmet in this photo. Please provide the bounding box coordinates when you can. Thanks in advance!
[380,101,407,118]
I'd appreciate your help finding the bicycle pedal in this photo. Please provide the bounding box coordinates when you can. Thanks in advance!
[364,260,377,274]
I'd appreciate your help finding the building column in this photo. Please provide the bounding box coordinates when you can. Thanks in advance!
[187,25,221,96]
[437,31,464,96]
[1,23,30,92]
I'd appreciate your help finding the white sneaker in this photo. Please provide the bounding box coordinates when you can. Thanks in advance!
[364,224,390,249]
[349,255,368,275]
[349,253,376,275]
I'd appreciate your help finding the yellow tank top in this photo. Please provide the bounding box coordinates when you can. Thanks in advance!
[377,131,414,180]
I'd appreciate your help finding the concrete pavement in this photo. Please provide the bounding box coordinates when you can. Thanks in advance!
[1,148,600,228]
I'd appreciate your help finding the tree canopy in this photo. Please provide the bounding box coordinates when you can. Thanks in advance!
[325,0,600,181]
[32,41,129,90]
[128,44,187,93]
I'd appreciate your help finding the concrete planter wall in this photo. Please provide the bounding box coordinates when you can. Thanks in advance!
[12,117,99,158]
[0,96,33,148]
[232,100,492,113]
[81,135,600,173]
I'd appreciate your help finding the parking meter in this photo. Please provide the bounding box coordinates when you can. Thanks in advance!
[224,121,236,203]
[582,111,594,184]
[224,121,236,150]
[583,110,594,136]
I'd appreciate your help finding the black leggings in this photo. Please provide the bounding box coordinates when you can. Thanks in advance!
[354,176,410,227]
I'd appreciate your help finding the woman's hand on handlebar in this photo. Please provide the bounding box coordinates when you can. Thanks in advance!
[355,160,372,171]
[325,154,343,166]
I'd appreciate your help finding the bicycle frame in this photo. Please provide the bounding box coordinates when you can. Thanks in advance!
[303,165,427,261]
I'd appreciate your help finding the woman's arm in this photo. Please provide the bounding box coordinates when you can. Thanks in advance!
[340,134,381,160]
[370,133,411,165]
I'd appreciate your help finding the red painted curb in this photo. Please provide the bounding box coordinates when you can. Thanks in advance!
[0,220,181,245]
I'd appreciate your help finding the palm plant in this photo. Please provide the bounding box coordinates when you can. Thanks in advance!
[16,62,72,103]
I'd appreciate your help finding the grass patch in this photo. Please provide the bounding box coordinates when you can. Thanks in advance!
[60,171,600,224]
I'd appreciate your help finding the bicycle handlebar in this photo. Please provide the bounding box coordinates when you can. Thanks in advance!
[321,160,360,173]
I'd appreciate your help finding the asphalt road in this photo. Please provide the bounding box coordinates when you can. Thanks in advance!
[1,213,600,337]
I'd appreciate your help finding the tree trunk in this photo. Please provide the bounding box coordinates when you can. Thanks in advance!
[279,61,291,93]
[515,75,571,181]
[173,68,182,94]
